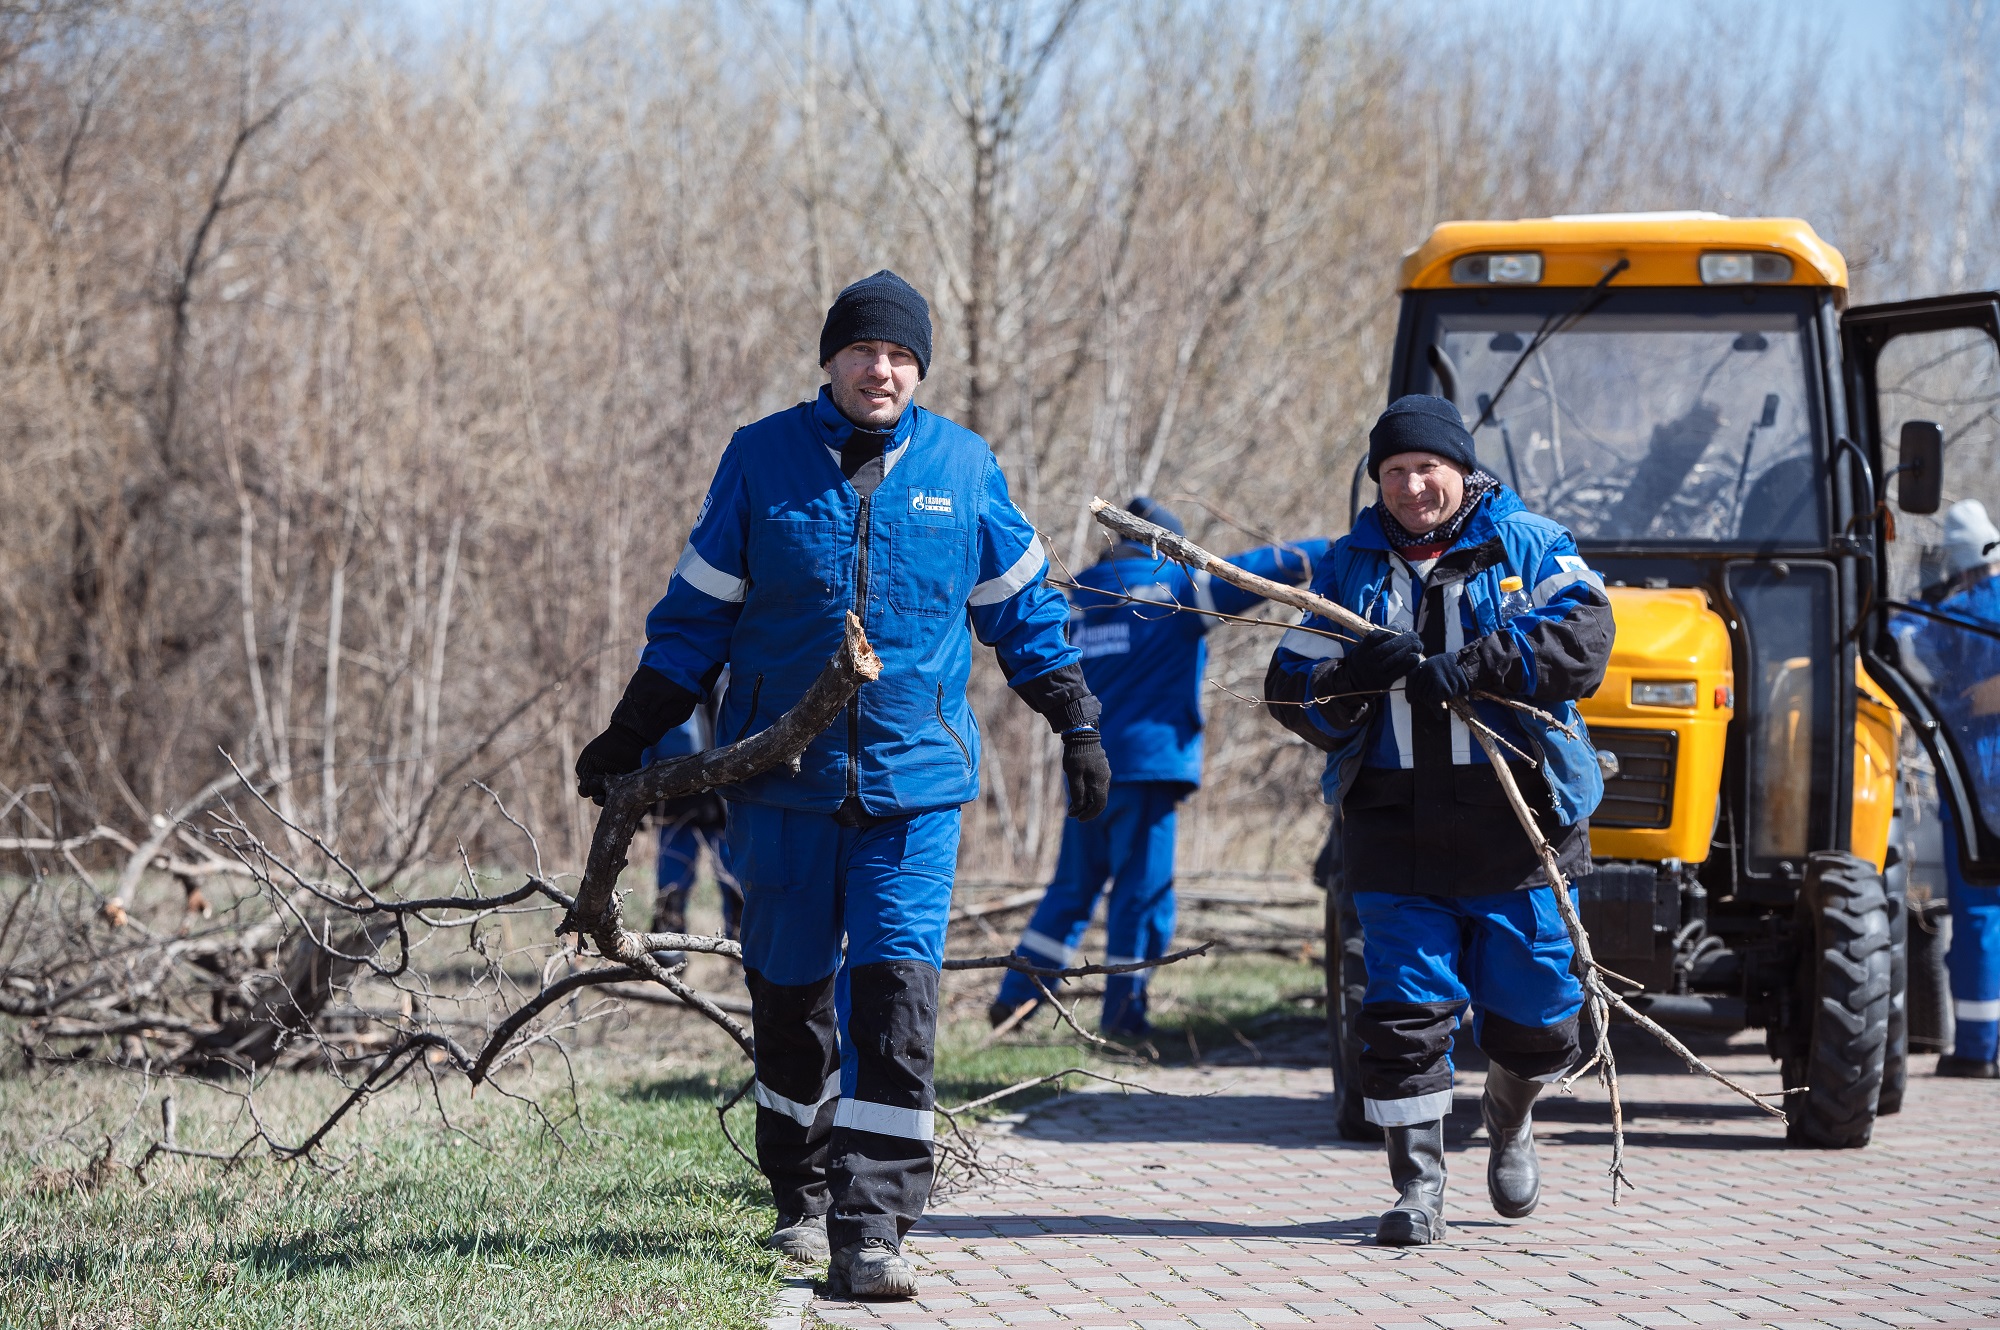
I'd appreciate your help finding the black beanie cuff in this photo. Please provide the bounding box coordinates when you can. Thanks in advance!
[819,270,933,379]
[1367,395,1479,479]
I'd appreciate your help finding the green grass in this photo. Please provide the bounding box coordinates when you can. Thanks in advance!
[0,1061,784,1330]
[0,950,1325,1328]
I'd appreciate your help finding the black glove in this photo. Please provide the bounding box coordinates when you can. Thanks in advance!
[575,665,699,803]
[1322,628,1423,697]
[1406,651,1472,710]
[1062,726,1112,821]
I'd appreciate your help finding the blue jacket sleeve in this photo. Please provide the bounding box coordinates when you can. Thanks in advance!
[967,454,1083,689]
[638,439,749,696]
[1461,532,1612,702]
[1263,551,1372,752]
[1201,538,1332,621]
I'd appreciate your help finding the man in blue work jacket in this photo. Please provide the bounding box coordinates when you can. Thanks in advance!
[1266,395,1612,1246]
[989,497,1327,1035]
[574,271,1111,1297]
[1894,499,2000,1078]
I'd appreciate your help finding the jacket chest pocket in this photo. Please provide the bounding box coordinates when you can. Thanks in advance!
[886,522,968,618]
[750,519,842,605]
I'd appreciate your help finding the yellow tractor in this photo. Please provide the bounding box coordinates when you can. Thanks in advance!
[1325,213,2000,1147]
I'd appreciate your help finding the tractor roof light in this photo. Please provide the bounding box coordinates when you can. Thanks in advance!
[1699,251,1794,284]
[1451,252,1544,284]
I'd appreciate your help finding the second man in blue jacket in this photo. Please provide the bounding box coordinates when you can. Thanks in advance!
[991,497,1327,1036]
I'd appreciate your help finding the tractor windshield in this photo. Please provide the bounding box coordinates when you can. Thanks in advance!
[1405,289,1823,547]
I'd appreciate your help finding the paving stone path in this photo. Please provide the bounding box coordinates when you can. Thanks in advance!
[810,1033,2000,1329]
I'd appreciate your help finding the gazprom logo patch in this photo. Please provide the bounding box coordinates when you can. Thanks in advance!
[909,489,955,516]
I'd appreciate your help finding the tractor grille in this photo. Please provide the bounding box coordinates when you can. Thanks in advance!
[1594,728,1677,829]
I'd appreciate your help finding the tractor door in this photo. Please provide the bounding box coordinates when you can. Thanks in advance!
[1844,293,2000,878]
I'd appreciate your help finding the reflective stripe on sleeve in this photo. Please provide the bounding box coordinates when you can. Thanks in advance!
[1278,625,1346,660]
[1362,1088,1454,1126]
[674,543,748,603]
[754,1070,841,1128]
[1532,567,1605,606]
[969,535,1046,606]
[1956,997,2000,1022]
[1019,928,1079,966]
[833,1097,936,1143]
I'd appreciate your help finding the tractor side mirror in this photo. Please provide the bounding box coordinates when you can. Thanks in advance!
[1896,419,1944,515]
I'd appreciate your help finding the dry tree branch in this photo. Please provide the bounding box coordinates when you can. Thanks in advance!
[1088,496,1785,1202]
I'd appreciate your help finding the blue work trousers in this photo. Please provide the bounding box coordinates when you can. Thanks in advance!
[655,816,742,940]
[727,801,960,1250]
[1353,887,1584,1126]
[995,781,1182,1035]
[1942,802,2000,1062]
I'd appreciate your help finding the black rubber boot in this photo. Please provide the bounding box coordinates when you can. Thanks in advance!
[1937,1053,2000,1079]
[1375,1120,1448,1246]
[828,1238,917,1298]
[1481,1062,1544,1218]
[767,1212,829,1262]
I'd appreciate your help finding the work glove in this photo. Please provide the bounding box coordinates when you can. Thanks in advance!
[1406,651,1472,710]
[575,665,699,804]
[1061,726,1112,821]
[1314,628,1423,700]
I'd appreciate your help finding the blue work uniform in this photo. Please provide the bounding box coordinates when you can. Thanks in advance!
[639,386,1087,1247]
[994,540,1327,1033]
[1893,570,2000,1065]
[1266,480,1612,1126]
[639,704,741,941]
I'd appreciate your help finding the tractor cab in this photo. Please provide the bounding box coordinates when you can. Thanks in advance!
[1323,213,2000,1147]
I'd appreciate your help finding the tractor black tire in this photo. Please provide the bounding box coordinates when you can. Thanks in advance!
[1880,817,1911,1117]
[1324,883,1379,1142]
[1782,851,1893,1148]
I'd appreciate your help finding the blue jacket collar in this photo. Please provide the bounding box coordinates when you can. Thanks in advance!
[811,385,918,450]
[1349,476,1522,555]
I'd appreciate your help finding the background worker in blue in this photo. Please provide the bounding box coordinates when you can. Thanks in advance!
[639,691,742,962]
[989,497,1328,1035]
[572,270,1110,1299]
[1894,499,2000,1078]
[1265,395,1612,1246]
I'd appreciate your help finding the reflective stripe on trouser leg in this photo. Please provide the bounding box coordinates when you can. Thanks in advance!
[1100,782,1181,1034]
[1946,875,2000,1062]
[830,960,941,1249]
[995,814,1113,1011]
[744,968,840,1219]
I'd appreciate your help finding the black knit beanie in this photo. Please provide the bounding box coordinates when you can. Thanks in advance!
[1367,394,1478,479]
[819,270,933,379]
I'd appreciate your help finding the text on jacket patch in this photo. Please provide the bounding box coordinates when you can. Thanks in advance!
[909,489,955,515]
[1076,622,1131,658]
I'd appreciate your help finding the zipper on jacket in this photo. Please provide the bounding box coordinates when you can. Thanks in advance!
[935,683,970,770]
[845,495,872,802]
[733,673,764,742]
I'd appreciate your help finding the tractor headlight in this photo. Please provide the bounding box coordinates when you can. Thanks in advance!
[1451,252,1543,284]
[1631,680,1699,709]
[1699,251,1793,284]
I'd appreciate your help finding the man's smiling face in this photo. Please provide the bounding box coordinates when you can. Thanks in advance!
[826,340,920,429]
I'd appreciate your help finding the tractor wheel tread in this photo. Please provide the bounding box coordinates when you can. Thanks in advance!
[1785,853,1892,1149]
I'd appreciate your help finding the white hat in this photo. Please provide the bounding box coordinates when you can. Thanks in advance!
[1942,499,2000,578]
